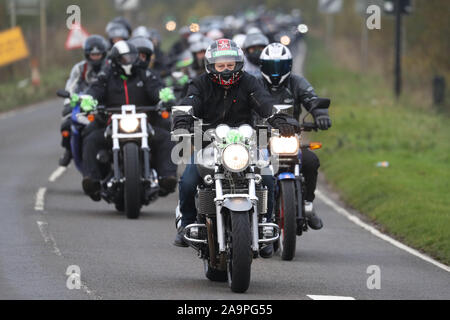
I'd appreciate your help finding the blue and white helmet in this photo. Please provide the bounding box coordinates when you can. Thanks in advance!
[260,43,293,87]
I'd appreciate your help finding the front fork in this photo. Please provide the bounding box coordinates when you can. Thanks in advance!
[214,168,279,254]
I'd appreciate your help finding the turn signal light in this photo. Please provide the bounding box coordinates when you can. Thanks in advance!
[87,114,95,122]
[161,110,170,119]
[309,142,322,150]
[61,130,70,138]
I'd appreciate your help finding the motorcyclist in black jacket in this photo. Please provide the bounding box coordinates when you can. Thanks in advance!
[258,43,332,237]
[81,40,177,201]
[172,39,299,247]
[59,35,109,167]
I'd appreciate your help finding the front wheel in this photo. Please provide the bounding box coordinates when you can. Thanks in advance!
[228,211,252,293]
[277,180,297,261]
[123,142,141,219]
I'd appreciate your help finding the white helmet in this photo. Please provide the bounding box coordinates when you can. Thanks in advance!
[260,43,293,87]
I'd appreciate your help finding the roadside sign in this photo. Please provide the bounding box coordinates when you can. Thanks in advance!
[318,0,343,14]
[0,26,29,67]
[8,0,42,16]
[115,0,140,11]
[65,25,90,50]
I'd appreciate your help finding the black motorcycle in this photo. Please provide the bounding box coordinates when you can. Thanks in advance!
[57,90,166,219]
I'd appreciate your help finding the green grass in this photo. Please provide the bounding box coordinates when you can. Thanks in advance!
[0,65,71,113]
[305,38,450,264]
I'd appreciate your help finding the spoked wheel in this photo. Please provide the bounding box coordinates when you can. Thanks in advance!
[123,142,142,219]
[277,180,297,261]
[227,211,252,293]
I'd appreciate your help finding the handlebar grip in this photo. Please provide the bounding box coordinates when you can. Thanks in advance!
[56,90,71,98]
[301,122,317,132]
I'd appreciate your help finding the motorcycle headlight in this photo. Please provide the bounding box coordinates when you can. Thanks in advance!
[222,144,249,172]
[119,117,140,133]
[270,136,299,155]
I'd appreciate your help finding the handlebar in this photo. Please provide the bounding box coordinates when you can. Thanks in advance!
[300,122,318,132]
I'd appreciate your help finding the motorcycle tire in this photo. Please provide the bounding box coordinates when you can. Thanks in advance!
[123,142,141,219]
[228,211,252,293]
[278,180,297,261]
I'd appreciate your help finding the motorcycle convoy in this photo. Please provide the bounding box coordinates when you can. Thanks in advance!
[56,11,331,293]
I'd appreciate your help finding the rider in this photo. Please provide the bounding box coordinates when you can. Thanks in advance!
[105,18,131,47]
[81,40,178,201]
[172,39,299,248]
[258,43,331,240]
[242,32,269,76]
[59,35,109,167]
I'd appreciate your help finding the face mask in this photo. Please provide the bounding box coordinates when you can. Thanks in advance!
[121,64,133,75]
[247,49,263,66]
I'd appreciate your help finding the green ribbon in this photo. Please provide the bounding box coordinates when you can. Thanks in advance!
[159,87,176,103]
[80,95,98,112]
[225,130,243,144]
[69,93,79,108]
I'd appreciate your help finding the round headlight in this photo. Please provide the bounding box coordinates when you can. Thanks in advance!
[270,136,299,155]
[297,24,308,34]
[222,144,249,172]
[120,117,140,133]
[238,124,254,139]
[215,124,231,140]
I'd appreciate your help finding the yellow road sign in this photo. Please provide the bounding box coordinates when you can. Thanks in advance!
[0,27,30,68]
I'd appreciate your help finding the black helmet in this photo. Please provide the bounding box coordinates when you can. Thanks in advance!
[243,33,269,65]
[109,40,139,76]
[83,35,108,68]
[111,16,133,35]
[148,28,162,47]
[260,43,293,87]
[205,39,244,87]
[128,36,154,69]
[106,22,130,45]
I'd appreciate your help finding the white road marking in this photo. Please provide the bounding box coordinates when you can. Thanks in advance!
[36,220,62,256]
[34,187,47,211]
[316,189,450,273]
[48,166,67,182]
[308,295,355,300]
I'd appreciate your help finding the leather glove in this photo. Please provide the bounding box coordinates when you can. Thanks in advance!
[268,114,298,137]
[172,115,194,132]
[311,108,332,130]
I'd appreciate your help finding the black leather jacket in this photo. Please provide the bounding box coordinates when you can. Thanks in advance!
[174,72,277,130]
[257,74,319,120]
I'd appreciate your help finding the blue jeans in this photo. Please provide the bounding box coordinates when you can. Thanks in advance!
[179,160,275,227]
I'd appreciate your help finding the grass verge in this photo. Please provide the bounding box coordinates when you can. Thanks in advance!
[305,38,450,265]
[0,65,71,113]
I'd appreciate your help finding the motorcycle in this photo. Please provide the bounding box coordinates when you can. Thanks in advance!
[269,99,330,260]
[172,106,280,293]
[56,90,169,219]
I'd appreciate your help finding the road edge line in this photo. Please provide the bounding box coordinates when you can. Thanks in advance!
[316,189,450,273]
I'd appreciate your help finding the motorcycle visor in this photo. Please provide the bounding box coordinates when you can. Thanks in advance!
[119,53,138,66]
[261,59,292,78]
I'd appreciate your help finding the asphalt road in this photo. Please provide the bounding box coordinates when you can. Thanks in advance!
[0,41,449,300]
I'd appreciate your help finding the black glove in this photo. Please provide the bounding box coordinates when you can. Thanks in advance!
[268,114,298,137]
[311,108,332,130]
[172,115,194,132]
